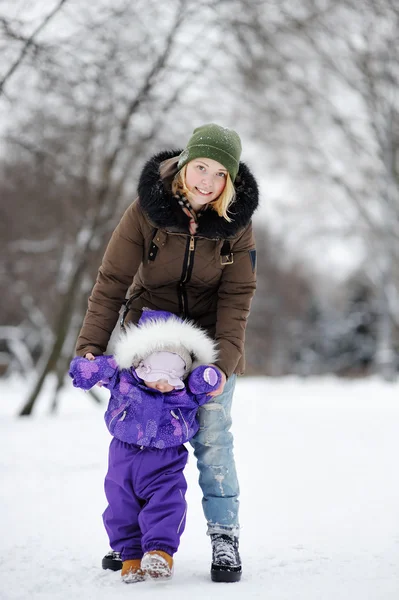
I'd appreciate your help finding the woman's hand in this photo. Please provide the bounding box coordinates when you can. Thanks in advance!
[206,365,226,397]
[84,353,103,386]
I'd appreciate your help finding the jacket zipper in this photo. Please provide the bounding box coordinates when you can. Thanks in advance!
[108,404,128,428]
[179,235,195,317]
[178,408,189,438]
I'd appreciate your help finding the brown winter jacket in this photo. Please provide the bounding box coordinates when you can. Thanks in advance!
[75,151,259,378]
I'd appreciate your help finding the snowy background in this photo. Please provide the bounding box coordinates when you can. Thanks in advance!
[2,0,399,388]
[1,3,399,598]
[1,375,399,599]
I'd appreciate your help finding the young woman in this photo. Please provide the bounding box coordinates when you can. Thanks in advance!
[75,123,259,582]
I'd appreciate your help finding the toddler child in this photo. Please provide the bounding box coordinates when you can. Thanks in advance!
[69,309,221,583]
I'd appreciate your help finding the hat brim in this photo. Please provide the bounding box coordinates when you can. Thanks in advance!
[178,145,239,182]
[135,367,185,389]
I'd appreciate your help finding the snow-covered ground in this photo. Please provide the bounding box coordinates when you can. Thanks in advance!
[1,375,398,599]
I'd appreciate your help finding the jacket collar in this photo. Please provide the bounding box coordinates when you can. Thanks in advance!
[137,149,259,238]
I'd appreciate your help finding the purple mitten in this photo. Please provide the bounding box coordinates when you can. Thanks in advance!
[69,355,118,390]
[187,365,222,398]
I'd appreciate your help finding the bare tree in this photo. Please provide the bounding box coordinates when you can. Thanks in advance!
[0,0,68,95]
[17,3,190,415]
[225,0,399,378]
[0,0,245,414]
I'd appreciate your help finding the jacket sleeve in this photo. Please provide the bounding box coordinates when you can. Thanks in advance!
[75,200,144,357]
[69,355,118,390]
[214,223,256,378]
[187,366,222,403]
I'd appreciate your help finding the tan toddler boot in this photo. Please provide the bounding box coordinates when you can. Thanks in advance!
[141,550,173,579]
[121,558,145,583]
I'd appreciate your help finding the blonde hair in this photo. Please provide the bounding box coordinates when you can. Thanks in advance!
[172,165,236,222]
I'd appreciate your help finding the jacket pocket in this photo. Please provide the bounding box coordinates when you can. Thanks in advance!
[120,289,144,329]
[107,402,129,434]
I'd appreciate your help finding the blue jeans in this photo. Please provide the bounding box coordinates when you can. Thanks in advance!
[190,375,240,537]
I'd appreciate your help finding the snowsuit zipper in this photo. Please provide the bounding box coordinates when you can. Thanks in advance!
[178,408,189,439]
[108,404,128,429]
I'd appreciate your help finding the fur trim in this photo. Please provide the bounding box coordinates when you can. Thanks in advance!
[138,149,259,238]
[113,314,218,371]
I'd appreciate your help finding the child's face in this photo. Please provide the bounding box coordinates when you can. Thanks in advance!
[144,378,175,392]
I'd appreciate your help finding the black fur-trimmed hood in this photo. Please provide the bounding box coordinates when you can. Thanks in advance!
[137,150,259,238]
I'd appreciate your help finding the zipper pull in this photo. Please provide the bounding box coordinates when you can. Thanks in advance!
[189,236,195,251]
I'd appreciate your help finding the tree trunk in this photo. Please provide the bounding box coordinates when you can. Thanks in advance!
[374,267,397,382]
[19,255,88,416]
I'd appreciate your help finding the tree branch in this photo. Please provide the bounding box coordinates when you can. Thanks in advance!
[0,0,68,95]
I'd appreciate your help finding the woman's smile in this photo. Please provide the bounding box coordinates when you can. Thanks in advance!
[195,187,213,196]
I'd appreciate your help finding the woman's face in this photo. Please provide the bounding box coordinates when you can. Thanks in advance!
[185,157,227,210]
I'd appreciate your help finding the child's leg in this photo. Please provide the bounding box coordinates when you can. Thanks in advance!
[137,445,188,556]
[103,438,144,561]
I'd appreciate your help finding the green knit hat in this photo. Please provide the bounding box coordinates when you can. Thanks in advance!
[177,123,242,181]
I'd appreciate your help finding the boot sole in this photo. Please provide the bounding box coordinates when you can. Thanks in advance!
[102,557,123,571]
[141,553,173,580]
[211,567,242,583]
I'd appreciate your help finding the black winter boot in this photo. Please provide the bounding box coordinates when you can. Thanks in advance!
[211,534,242,582]
[102,550,122,571]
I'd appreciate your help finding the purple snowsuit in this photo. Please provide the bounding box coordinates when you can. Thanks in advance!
[69,354,220,560]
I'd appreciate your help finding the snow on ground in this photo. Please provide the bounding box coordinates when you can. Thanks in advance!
[1,375,399,600]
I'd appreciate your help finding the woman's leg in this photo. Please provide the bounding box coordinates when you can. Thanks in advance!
[190,374,240,537]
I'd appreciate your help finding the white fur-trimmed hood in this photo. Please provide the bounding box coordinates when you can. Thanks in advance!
[113,313,218,371]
